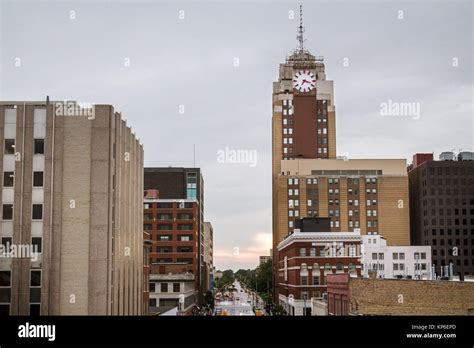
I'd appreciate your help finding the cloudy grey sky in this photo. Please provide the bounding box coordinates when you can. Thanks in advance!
[1,0,472,270]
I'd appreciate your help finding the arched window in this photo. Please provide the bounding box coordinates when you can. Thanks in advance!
[324,263,332,274]
[336,263,344,273]
[348,263,357,275]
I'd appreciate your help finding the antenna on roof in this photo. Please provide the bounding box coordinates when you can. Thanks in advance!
[296,4,305,51]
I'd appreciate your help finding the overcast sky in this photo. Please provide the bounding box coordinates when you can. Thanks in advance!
[1,0,472,271]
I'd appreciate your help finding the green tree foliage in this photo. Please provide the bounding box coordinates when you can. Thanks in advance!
[215,269,234,290]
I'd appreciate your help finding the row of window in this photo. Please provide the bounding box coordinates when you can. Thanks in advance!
[2,204,43,220]
[425,208,474,216]
[422,177,473,186]
[4,139,45,155]
[288,177,378,186]
[427,228,473,236]
[0,270,41,287]
[422,166,472,176]
[155,246,193,253]
[371,252,427,260]
[1,237,42,253]
[430,239,474,247]
[154,235,193,242]
[149,282,181,293]
[298,247,358,257]
[144,202,194,209]
[154,258,193,264]
[2,171,44,188]
[422,188,474,196]
[144,213,193,220]
[144,224,194,231]
[423,218,472,227]
[423,198,474,207]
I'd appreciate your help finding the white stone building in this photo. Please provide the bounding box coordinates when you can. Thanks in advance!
[361,234,432,280]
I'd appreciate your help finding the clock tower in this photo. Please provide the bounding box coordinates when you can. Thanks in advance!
[271,5,337,290]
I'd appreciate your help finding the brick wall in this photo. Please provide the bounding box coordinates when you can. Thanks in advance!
[348,278,474,315]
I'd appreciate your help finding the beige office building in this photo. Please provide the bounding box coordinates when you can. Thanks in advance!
[0,101,144,315]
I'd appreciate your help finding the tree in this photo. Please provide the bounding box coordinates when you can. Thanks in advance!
[215,269,234,290]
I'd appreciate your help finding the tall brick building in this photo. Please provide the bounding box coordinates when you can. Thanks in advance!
[408,152,474,279]
[271,8,411,296]
[144,168,206,312]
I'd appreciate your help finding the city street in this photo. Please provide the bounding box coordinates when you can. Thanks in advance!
[214,281,265,316]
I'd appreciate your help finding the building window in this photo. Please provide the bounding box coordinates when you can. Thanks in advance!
[32,204,43,220]
[3,172,14,187]
[313,276,320,285]
[372,253,377,260]
[173,283,180,292]
[2,204,13,220]
[310,248,316,256]
[30,303,41,317]
[4,139,15,154]
[299,248,306,256]
[301,276,308,285]
[34,139,44,155]
[32,237,42,253]
[31,171,43,187]
[158,224,172,231]
[1,237,12,253]
[186,173,197,199]
[336,263,344,273]
[161,283,168,293]
[378,253,384,260]
[30,270,41,287]
[0,271,11,286]
[177,224,193,230]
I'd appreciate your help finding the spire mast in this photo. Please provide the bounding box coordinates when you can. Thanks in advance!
[296,4,305,51]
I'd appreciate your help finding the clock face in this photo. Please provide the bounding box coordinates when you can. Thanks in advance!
[292,70,316,93]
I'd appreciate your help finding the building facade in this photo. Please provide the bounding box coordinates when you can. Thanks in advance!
[259,256,271,265]
[327,273,474,315]
[271,12,411,299]
[408,152,474,278]
[144,167,205,296]
[144,190,199,315]
[0,101,144,315]
[361,234,432,280]
[277,218,362,316]
[203,221,213,291]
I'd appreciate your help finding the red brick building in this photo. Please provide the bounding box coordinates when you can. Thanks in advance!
[144,189,200,314]
[277,218,362,315]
